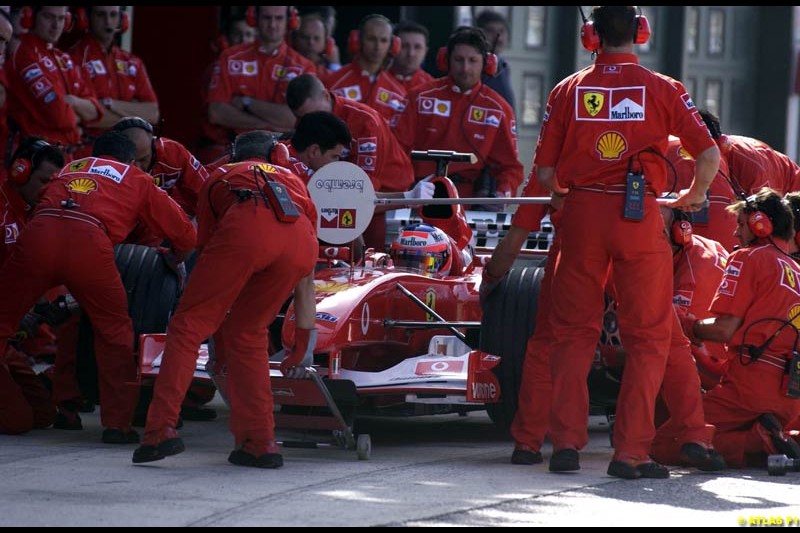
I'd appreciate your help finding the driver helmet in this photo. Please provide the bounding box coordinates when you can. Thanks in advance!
[390,223,452,276]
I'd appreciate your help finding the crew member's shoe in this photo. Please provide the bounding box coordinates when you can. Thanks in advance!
[132,428,184,463]
[228,440,283,469]
[52,410,82,430]
[511,445,543,465]
[102,427,140,444]
[549,448,580,472]
[679,442,727,471]
[758,414,800,459]
[608,458,670,479]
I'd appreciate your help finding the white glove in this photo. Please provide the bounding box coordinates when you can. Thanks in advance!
[404,180,435,200]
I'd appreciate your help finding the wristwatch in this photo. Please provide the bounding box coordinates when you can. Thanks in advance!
[241,96,253,113]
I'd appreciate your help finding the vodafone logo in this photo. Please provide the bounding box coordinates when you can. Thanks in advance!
[414,360,464,375]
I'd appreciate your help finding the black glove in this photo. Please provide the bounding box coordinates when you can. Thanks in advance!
[33,295,77,326]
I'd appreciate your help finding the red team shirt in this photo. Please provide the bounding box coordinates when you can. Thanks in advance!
[38,156,195,252]
[330,94,413,193]
[394,77,523,196]
[324,64,408,125]
[722,134,800,195]
[149,137,209,217]
[197,162,317,250]
[534,53,715,193]
[7,34,103,148]
[710,243,800,357]
[208,41,315,110]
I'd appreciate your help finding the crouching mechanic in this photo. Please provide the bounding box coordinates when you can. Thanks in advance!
[133,131,319,468]
[685,188,800,467]
[0,131,197,443]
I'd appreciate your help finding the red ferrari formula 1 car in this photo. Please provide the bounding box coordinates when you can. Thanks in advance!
[136,153,555,456]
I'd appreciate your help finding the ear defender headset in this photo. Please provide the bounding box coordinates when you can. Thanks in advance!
[745,194,774,239]
[20,6,72,31]
[73,7,129,33]
[246,6,300,31]
[670,209,694,246]
[8,139,51,186]
[579,6,650,52]
[111,117,157,171]
[230,136,291,167]
[348,14,401,58]
[435,28,498,76]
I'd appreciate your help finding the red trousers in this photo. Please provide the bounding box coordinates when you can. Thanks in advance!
[509,239,558,452]
[703,358,800,467]
[649,310,715,464]
[0,346,55,434]
[144,203,317,454]
[549,190,673,461]
[0,217,138,428]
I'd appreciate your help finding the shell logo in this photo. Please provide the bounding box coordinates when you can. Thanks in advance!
[791,305,800,329]
[678,146,693,160]
[347,88,359,99]
[68,160,89,172]
[250,163,277,174]
[596,132,627,160]
[66,178,98,194]
[436,103,447,113]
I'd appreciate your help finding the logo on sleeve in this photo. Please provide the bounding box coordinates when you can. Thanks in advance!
[30,77,54,98]
[681,93,695,109]
[718,278,737,297]
[596,131,627,160]
[22,64,43,82]
[726,260,742,277]
[357,137,377,154]
[672,291,693,307]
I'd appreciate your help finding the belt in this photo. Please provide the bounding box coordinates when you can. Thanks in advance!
[572,183,656,196]
[37,208,107,232]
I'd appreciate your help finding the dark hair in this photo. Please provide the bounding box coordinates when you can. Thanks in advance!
[727,187,794,241]
[231,130,277,163]
[785,192,800,234]
[10,136,64,174]
[394,20,429,45]
[446,26,489,60]
[92,131,136,162]
[591,6,637,47]
[293,111,351,153]
[474,10,508,32]
[698,108,722,140]
[286,73,325,112]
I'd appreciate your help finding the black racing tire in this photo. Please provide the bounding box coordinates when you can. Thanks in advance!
[480,265,545,432]
[77,244,180,403]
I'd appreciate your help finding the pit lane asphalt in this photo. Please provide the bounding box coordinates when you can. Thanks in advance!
[1,396,799,527]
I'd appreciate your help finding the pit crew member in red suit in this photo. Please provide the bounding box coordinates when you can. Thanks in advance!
[701,110,800,196]
[133,131,318,468]
[393,27,523,210]
[0,344,55,434]
[0,9,13,172]
[207,6,315,138]
[291,13,339,78]
[390,20,434,93]
[287,73,414,250]
[69,6,159,158]
[533,6,719,479]
[112,117,208,220]
[323,14,407,125]
[0,131,196,444]
[686,188,800,467]
[666,135,738,252]
[661,205,730,389]
[6,6,102,156]
[782,192,800,439]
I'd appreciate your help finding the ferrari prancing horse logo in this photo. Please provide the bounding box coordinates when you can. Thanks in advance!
[584,92,605,117]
